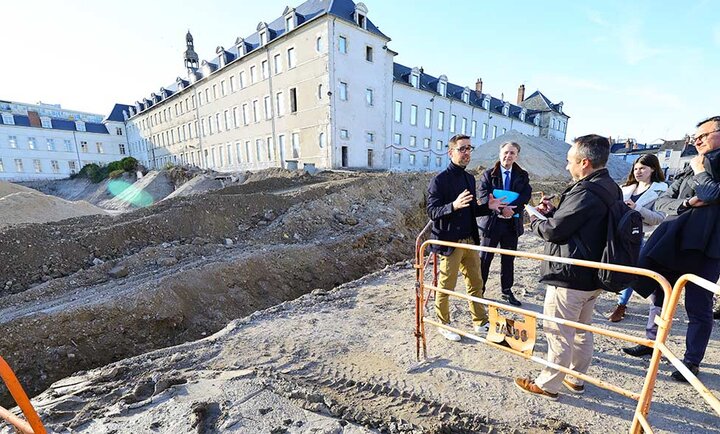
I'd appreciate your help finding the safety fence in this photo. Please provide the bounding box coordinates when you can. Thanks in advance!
[414,222,719,434]
[0,356,45,433]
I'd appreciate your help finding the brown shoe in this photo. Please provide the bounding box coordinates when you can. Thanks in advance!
[608,304,626,322]
[514,377,558,400]
[562,379,585,394]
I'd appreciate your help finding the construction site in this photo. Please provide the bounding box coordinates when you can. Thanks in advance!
[0,133,719,434]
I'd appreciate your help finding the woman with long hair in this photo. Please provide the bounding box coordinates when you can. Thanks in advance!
[608,154,668,322]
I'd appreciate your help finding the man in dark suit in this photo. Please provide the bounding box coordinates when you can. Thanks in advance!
[623,116,720,381]
[478,141,532,306]
[427,134,507,341]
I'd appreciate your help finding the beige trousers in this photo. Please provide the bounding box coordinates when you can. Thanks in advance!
[535,285,602,394]
[435,239,488,327]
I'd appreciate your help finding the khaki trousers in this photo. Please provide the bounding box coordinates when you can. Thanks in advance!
[435,239,488,327]
[535,285,601,394]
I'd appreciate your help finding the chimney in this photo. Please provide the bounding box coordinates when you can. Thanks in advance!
[27,111,41,128]
[475,78,483,96]
[517,84,525,104]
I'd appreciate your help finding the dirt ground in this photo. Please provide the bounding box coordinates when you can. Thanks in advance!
[0,168,718,433]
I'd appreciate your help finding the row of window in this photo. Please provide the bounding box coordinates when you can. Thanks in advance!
[2,135,125,154]
[0,158,79,174]
[393,101,495,137]
[1,114,93,132]
[393,152,445,168]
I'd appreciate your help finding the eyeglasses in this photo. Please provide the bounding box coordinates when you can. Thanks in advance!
[693,128,720,143]
[453,146,475,153]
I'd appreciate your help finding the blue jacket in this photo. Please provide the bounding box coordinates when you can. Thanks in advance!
[427,162,494,255]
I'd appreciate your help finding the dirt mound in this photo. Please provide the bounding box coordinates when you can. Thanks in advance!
[99,170,176,210]
[0,185,108,229]
[469,130,632,180]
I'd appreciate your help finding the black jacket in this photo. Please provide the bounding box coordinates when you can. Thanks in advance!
[478,162,532,237]
[427,162,494,255]
[530,168,620,291]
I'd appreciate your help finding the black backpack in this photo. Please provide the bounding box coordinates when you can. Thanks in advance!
[573,181,644,293]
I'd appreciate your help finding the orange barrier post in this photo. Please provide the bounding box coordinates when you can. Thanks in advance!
[0,356,46,434]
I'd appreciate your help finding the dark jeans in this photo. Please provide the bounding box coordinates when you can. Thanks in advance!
[638,251,720,366]
[480,219,518,293]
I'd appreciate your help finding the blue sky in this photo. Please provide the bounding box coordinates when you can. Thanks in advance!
[2,0,717,143]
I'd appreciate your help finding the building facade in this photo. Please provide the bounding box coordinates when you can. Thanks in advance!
[0,101,129,181]
[124,0,569,173]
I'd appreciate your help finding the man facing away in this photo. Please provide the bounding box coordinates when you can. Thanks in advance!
[623,116,720,381]
[427,134,508,342]
[515,134,617,399]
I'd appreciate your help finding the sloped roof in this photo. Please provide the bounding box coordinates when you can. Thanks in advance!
[521,90,567,116]
[105,103,132,122]
[0,115,110,134]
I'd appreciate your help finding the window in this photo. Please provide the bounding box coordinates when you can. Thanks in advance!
[423,138,430,149]
[318,84,323,100]
[394,101,402,122]
[450,115,457,133]
[236,142,242,163]
[261,60,269,79]
[119,143,126,155]
[424,109,432,128]
[462,91,469,103]
[33,159,42,173]
[28,137,36,150]
[255,139,263,162]
[436,156,442,167]
[492,125,497,139]
[220,80,227,96]
[68,161,77,174]
[273,54,282,74]
[215,113,221,132]
[316,36,323,52]
[250,65,257,83]
[227,144,232,165]
[41,117,52,128]
[410,74,419,88]
[319,132,325,148]
[232,107,239,128]
[409,136,417,147]
[436,140,443,150]
[230,76,236,92]
[266,137,273,161]
[502,127,507,135]
[252,100,259,122]
[438,82,446,96]
[290,88,298,113]
[461,117,467,134]
[204,88,210,103]
[394,133,401,145]
[365,46,373,62]
[51,160,60,173]
[242,104,249,125]
[15,159,24,172]
[245,141,251,161]
[482,123,488,139]
[287,48,296,68]
[471,121,477,137]
[116,127,123,135]
[340,129,349,140]
[437,111,445,131]
[394,152,401,164]
[409,154,416,166]
[264,96,272,120]
[212,84,218,99]
[47,138,55,151]
[339,82,348,101]
[9,135,17,148]
[260,31,267,46]
[0,159,3,172]
[338,36,347,54]
[63,139,71,151]
[239,71,246,88]
[201,118,207,136]
[277,135,285,162]
[1,114,14,125]
[665,150,671,158]
[366,132,374,143]
[80,141,88,152]
[222,110,230,130]
[75,121,85,131]
[410,105,417,126]
[276,92,285,116]
[286,16,294,31]
[366,88,373,106]
[367,149,374,168]
[291,133,300,158]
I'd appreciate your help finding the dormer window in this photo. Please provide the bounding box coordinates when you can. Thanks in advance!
[257,22,269,46]
[235,37,247,56]
[216,46,227,66]
[520,108,526,122]
[75,121,86,132]
[502,103,509,116]
[40,117,52,128]
[284,7,297,31]
[260,31,267,46]
[557,102,563,114]
[1,113,14,125]
[354,2,369,29]
[202,61,212,76]
[482,95,490,110]
[534,116,540,126]
[437,75,447,97]
[462,88,470,104]
[410,67,420,88]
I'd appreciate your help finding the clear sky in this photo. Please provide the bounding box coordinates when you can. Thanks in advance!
[2,0,717,143]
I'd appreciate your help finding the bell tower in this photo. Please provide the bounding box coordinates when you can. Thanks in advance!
[184,31,199,72]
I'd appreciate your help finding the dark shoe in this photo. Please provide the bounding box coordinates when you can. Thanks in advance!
[623,344,653,357]
[608,304,627,322]
[671,362,699,382]
[714,308,720,320]
[514,377,558,400]
[502,291,522,307]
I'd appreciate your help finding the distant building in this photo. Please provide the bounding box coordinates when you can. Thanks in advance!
[610,138,662,162]
[123,0,569,172]
[0,101,129,181]
[656,137,696,178]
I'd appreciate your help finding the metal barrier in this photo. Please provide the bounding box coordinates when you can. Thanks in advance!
[0,356,45,434]
[414,229,720,434]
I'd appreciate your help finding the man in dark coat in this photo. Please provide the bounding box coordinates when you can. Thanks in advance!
[623,116,720,381]
[515,134,617,400]
[478,141,532,306]
[427,134,506,341]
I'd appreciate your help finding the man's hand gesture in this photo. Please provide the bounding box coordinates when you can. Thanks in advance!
[452,189,474,211]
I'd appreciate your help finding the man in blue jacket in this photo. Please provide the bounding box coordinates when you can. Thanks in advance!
[514,134,617,400]
[427,134,507,341]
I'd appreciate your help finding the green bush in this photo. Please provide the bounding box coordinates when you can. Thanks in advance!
[108,169,125,179]
[78,163,105,183]
[75,157,138,183]
[120,157,138,172]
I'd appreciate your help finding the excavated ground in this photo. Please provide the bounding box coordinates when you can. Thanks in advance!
[0,171,430,408]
